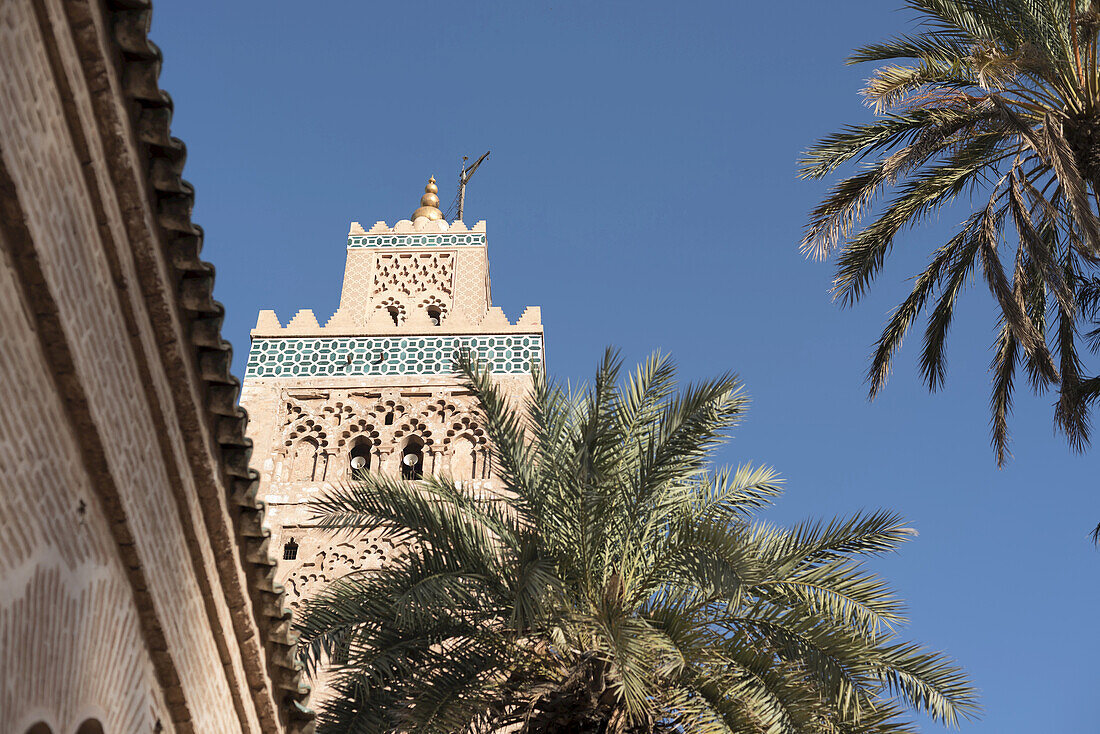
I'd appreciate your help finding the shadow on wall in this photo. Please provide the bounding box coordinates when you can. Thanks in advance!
[25,720,104,734]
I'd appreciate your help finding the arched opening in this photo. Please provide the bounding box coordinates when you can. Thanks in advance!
[384,412,395,426]
[283,538,299,560]
[401,438,424,480]
[76,719,105,734]
[349,439,371,476]
[450,435,475,479]
[291,437,318,481]
[24,723,52,734]
[387,305,400,326]
[427,306,442,326]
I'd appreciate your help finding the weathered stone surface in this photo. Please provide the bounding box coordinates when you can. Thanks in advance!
[0,0,310,731]
[241,214,544,704]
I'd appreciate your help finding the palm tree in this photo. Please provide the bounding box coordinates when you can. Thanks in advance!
[800,0,1100,467]
[294,352,977,733]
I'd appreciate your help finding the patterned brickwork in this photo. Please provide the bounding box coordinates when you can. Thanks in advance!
[452,247,490,320]
[281,536,399,611]
[333,250,374,326]
[2,565,162,734]
[0,27,248,728]
[247,334,543,377]
[276,236,506,334]
[0,0,296,731]
[0,226,168,734]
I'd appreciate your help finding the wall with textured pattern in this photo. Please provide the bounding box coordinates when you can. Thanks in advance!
[241,213,542,704]
[0,0,307,731]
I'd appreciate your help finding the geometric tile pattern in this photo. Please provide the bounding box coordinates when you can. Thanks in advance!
[348,233,486,248]
[246,334,543,377]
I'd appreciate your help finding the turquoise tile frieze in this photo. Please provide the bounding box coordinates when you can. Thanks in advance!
[347,233,487,248]
[246,334,542,378]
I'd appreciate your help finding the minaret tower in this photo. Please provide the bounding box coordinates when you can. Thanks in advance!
[239,179,544,609]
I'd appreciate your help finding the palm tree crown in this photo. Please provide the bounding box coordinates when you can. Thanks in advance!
[801,0,1100,463]
[294,352,977,733]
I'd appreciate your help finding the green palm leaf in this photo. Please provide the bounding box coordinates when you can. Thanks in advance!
[802,0,1100,471]
[294,352,978,732]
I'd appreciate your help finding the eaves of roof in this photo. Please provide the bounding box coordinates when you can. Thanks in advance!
[104,1,314,729]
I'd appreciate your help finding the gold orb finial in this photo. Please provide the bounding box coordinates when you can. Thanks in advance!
[412,175,444,221]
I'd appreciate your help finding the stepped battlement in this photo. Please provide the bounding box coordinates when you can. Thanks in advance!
[252,304,542,336]
[246,183,544,382]
[349,218,487,236]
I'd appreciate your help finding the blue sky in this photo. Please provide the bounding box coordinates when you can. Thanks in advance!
[153,2,1098,730]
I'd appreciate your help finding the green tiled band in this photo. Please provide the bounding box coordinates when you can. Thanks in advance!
[246,334,542,378]
[347,233,487,248]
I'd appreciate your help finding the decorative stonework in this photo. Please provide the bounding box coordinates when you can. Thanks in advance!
[331,251,374,326]
[418,295,449,324]
[374,296,407,325]
[283,538,398,610]
[242,208,541,704]
[246,334,543,378]
[372,252,454,299]
[452,247,489,320]
[274,389,487,457]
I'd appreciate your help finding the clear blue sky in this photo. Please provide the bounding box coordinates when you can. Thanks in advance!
[153,2,1097,730]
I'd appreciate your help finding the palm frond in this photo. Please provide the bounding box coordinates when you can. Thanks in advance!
[299,352,977,733]
[803,0,1100,466]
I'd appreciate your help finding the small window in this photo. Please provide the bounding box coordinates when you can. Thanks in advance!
[401,440,424,480]
[384,412,394,426]
[427,306,442,326]
[283,538,298,561]
[349,442,371,474]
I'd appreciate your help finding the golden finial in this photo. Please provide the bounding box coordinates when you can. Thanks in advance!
[411,176,444,221]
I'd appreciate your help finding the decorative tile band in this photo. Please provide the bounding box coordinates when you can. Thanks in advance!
[347,233,487,248]
[246,334,542,378]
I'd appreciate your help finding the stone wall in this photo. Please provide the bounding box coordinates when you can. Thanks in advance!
[241,211,543,704]
[0,1,309,732]
[242,374,533,601]
[0,220,167,734]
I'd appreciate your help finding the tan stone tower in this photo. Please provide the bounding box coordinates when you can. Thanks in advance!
[239,178,544,611]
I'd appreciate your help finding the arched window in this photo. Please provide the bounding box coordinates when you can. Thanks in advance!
[427,306,442,326]
[349,440,371,475]
[401,438,424,480]
[450,435,475,479]
[290,437,318,481]
[283,538,298,560]
[24,723,52,734]
[76,720,105,734]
